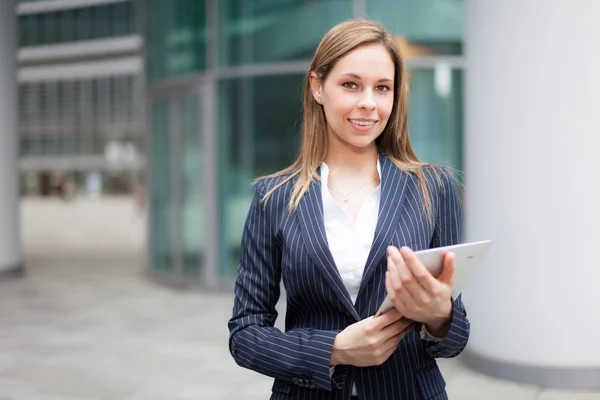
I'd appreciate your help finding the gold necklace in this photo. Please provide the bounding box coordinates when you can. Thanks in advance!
[327,175,377,202]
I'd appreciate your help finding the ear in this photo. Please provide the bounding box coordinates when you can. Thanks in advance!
[309,71,323,104]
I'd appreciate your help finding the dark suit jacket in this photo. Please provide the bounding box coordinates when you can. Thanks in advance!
[228,150,470,399]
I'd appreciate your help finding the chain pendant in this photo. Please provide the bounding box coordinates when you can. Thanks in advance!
[328,174,376,203]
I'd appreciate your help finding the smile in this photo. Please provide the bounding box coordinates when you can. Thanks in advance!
[348,119,377,126]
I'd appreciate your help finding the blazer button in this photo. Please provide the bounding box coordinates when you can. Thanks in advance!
[292,377,299,385]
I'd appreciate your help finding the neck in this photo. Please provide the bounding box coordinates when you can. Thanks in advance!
[324,142,379,176]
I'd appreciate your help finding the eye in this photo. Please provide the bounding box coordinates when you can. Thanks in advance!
[376,85,391,92]
[342,82,358,89]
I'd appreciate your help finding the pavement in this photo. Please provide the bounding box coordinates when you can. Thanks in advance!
[0,197,598,400]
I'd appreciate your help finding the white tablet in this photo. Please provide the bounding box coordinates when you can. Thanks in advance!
[375,240,491,317]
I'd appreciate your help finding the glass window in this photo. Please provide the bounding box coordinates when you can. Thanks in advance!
[218,74,304,277]
[146,0,207,81]
[219,0,353,66]
[20,15,37,46]
[75,7,92,41]
[18,84,28,123]
[93,4,111,39]
[366,0,464,55]
[179,92,204,278]
[56,10,72,43]
[40,12,56,45]
[150,100,173,272]
[148,92,205,278]
[114,1,134,36]
[407,68,464,173]
[18,2,136,47]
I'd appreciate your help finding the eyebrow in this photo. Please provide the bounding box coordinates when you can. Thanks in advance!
[339,73,394,83]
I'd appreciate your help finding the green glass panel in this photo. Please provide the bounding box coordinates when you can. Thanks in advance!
[114,2,133,36]
[179,92,205,278]
[219,0,353,66]
[20,15,32,47]
[366,0,464,55]
[40,12,55,45]
[150,100,173,272]
[18,2,135,47]
[75,8,92,41]
[408,68,463,174]
[146,0,207,81]
[57,10,74,42]
[218,74,304,277]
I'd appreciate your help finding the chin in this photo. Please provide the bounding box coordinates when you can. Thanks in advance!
[344,135,378,149]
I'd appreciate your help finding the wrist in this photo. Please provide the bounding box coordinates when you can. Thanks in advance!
[330,335,345,366]
[424,301,453,336]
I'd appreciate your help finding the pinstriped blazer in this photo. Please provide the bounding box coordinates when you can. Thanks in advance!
[228,150,470,399]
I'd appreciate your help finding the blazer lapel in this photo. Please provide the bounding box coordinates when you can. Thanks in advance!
[296,177,361,321]
[358,152,409,297]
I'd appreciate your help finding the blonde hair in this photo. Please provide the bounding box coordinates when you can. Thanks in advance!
[258,19,442,222]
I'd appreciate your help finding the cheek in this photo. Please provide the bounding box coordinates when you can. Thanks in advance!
[379,97,394,121]
[324,97,354,122]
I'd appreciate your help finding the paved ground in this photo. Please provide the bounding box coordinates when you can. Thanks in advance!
[1,198,599,399]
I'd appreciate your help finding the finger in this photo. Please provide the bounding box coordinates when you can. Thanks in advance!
[384,322,414,347]
[386,249,414,296]
[376,306,404,327]
[395,321,414,338]
[437,251,456,287]
[398,322,415,339]
[384,318,413,339]
[399,246,438,295]
[372,304,404,330]
[383,326,412,360]
[388,249,427,307]
[380,333,403,362]
[386,258,402,295]
[385,267,411,313]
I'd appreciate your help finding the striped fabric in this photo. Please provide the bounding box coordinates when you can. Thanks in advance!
[228,150,470,399]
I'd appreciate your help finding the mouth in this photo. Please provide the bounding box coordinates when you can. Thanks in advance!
[348,118,378,127]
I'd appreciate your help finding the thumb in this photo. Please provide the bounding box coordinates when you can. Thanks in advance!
[437,251,455,287]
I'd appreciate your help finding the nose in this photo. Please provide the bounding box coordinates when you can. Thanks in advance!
[357,91,376,111]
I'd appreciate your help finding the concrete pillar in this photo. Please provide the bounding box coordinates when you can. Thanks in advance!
[463,0,600,389]
[0,0,22,277]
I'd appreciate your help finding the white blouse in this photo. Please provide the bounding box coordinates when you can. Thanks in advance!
[320,161,382,304]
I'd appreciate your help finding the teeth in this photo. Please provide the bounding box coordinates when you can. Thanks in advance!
[350,119,376,126]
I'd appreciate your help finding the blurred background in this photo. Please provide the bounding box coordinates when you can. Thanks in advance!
[1,0,599,399]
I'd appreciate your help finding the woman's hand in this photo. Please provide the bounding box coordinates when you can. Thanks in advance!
[385,246,455,336]
[330,308,413,367]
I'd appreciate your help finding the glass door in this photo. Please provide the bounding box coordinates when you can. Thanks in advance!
[148,87,206,283]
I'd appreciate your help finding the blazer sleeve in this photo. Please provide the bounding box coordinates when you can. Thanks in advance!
[421,168,470,358]
[228,182,339,391]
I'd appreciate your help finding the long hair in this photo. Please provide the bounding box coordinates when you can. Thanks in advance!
[258,19,441,223]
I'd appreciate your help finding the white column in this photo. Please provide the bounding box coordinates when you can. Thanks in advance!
[463,0,600,388]
[0,0,22,276]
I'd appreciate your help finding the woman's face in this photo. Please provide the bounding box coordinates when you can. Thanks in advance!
[311,43,395,151]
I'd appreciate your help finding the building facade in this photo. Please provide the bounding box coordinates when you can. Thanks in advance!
[17,0,145,197]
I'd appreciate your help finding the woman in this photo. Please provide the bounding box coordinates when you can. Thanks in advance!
[228,19,469,400]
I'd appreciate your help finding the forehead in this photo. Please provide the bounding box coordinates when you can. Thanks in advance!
[330,43,395,79]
